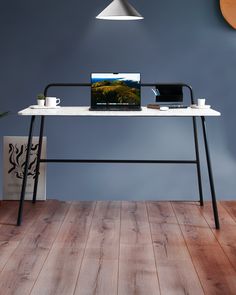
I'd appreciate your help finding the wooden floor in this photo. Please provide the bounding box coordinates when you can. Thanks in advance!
[0,201,236,295]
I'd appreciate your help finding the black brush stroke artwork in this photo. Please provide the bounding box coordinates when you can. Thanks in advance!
[8,143,39,179]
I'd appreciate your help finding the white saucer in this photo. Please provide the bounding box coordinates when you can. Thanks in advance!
[30,105,61,109]
[191,104,211,109]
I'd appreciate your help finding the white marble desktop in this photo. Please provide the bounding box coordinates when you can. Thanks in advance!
[18,106,221,117]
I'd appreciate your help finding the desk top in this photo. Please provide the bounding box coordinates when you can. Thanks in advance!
[18,106,221,117]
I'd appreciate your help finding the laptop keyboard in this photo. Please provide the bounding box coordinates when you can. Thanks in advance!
[90,107,142,111]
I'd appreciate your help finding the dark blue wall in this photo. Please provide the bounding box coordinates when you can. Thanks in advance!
[0,0,236,200]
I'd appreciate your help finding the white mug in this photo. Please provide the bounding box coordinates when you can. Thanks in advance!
[197,98,206,107]
[46,97,60,107]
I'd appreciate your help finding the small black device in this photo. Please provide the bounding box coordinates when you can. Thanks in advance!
[90,73,141,111]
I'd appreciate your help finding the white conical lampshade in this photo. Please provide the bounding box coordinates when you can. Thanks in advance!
[96,0,144,20]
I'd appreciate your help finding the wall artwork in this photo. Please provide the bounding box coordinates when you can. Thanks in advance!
[3,136,46,200]
[220,0,236,29]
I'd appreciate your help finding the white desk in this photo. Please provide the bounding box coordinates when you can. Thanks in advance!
[17,105,221,229]
[18,106,221,117]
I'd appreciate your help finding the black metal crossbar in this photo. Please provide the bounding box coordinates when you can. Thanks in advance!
[40,159,197,164]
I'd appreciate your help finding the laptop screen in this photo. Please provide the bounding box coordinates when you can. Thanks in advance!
[155,85,183,103]
[91,73,141,109]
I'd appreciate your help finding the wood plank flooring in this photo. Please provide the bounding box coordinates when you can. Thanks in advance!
[0,200,236,295]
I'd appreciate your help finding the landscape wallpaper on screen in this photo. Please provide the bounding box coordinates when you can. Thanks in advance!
[91,73,140,106]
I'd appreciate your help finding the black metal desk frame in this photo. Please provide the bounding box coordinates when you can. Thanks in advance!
[17,83,220,229]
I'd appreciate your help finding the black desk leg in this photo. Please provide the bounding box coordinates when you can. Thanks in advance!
[192,117,204,206]
[32,116,45,203]
[201,116,220,229]
[17,116,36,226]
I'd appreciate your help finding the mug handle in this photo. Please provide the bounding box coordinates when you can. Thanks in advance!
[56,98,60,105]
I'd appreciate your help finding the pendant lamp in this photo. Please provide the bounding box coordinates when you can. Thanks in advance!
[96,0,144,20]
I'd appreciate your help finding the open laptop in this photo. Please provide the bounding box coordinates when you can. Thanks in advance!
[155,84,183,103]
[90,73,141,111]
